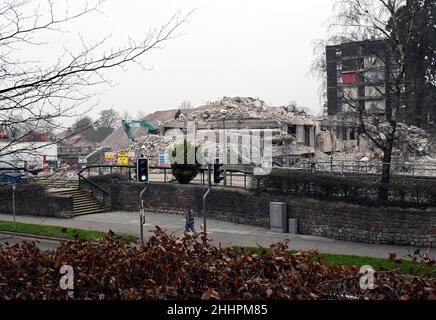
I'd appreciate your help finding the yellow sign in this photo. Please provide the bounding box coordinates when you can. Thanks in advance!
[117,152,129,166]
[104,152,115,161]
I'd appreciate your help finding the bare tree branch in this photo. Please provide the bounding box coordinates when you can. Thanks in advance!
[0,0,192,169]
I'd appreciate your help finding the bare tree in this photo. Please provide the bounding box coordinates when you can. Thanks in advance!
[322,0,423,200]
[179,100,193,110]
[135,110,148,120]
[121,110,132,122]
[98,109,120,129]
[0,0,191,167]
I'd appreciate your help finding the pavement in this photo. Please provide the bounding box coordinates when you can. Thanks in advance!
[0,211,435,260]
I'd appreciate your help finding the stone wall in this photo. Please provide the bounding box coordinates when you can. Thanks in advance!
[80,173,126,208]
[0,183,73,218]
[286,199,436,247]
[110,181,270,228]
[89,175,436,247]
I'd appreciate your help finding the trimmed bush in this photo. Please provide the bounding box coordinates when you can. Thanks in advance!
[170,139,202,184]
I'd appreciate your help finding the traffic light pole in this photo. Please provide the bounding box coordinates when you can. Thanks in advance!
[202,163,212,238]
[139,184,148,244]
[136,155,149,244]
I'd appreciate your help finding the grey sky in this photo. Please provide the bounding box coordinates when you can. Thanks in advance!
[29,0,335,119]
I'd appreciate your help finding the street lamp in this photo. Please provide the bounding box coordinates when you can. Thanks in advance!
[12,184,16,231]
[220,111,227,186]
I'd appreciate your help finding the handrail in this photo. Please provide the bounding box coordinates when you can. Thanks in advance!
[78,172,110,195]
[78,164,135,175]
[78,164,254,175]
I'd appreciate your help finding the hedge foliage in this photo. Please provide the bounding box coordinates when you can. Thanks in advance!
[0,228,434,300]
[170,139,202,184]
[250,168,436,208]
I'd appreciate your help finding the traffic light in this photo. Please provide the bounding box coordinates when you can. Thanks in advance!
[136,158,149,183]
[213,160,224,184]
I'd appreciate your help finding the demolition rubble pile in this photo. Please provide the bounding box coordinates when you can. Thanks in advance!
[128,134,173,159]
[361,123,434,161]
[100,96,435,170]
[168,96,309,126]
[114,97,311,162]
[312,121,436,176]
[395,123,433,158]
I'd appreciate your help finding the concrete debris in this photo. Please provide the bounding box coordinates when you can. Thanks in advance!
[96,96,435,171]
[98,97,312,164]
[315,131,336,153]
[166,96,309,126]
[62,134,95,147]
[128,134,173,159]
[395,123,432,158]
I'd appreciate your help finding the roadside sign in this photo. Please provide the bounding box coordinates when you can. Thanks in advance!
[104,152,115,161]
[159,152,170,167]
[78,156,87,164]
[117,152,129,166]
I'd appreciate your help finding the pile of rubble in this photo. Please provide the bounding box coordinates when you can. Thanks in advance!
[169,96,309,126]
[99,97,311,163]
[395,123,433,158]
[127,134,173,159]
[328,121,434,162]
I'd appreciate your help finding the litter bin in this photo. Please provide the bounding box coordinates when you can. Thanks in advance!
[270,202,288,233]
[288,218,298,234]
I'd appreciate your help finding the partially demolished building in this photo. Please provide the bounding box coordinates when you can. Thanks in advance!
[100,97,318,166]
[326,39,392,116]
[98,96,433,169]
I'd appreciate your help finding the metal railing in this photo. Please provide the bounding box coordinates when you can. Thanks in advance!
[77,165,253,190]
[78,166,110,206]
[291,159,436,178]
[76,161,436,194]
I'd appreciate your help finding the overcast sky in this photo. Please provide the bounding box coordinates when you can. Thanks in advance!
[29,0,336,119]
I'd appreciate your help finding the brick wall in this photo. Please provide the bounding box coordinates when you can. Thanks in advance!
[89,175,436,247]
[0,183,73,218]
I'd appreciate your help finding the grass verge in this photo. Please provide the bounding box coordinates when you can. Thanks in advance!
[0,220,138,243]
[232,247,435,277]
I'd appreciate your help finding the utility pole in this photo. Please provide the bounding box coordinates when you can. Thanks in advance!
[12,184,16,231]
[202,163,212,238]
[221,115,227,186]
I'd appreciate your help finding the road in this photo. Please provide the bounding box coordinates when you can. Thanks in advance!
[0,232,60,250]
[0,212,434,259]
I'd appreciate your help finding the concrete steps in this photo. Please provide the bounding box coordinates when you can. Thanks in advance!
[32,178,79,190]
[52,189,111,216]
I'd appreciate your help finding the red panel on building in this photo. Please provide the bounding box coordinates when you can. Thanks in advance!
[341,72,357,85]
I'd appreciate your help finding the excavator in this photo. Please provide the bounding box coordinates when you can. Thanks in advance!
[121,120,159,142]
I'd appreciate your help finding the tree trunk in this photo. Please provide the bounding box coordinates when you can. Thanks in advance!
[379,144,393,201]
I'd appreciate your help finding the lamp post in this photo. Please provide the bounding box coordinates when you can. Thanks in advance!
[12,184,16,231]
[221,114,227,186]
[202,162,212,239]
